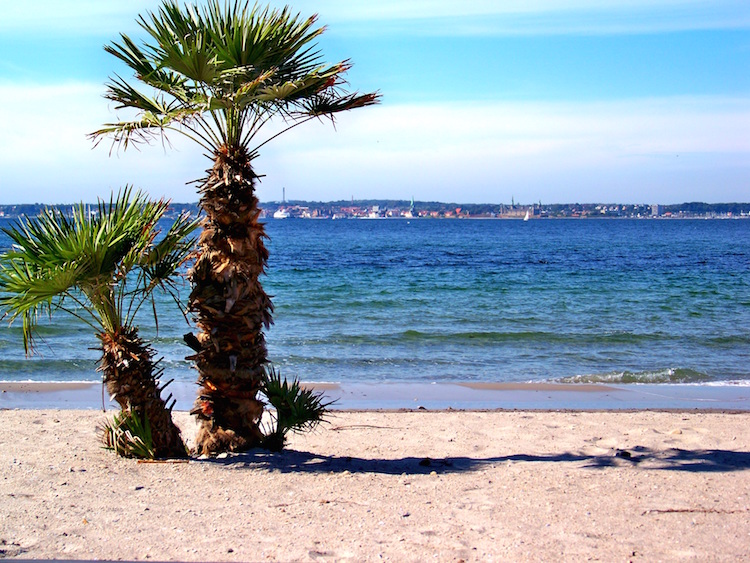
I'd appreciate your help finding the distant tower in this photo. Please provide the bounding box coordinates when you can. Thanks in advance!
[409,196,415,216]
[282,187,286,205]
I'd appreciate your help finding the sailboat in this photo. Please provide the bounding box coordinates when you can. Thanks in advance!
[404,196,416,218]
[523,209,530,221]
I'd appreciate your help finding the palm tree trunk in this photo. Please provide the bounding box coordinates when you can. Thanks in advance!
[187,145,273,456]
[99,327,186,458]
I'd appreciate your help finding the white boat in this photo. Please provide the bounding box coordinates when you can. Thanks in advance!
[523,210,530,221]
[274,187,290,218]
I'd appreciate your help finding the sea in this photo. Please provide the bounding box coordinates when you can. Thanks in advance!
[1,217,749,389]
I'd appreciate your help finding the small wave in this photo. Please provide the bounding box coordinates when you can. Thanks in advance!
[707,335,750,346]
[700,380,750,387]
[338,330,554,345]
[0,378,99,384]
[311,330,667,347]
[0,358,97,372]
[557,368,712,384]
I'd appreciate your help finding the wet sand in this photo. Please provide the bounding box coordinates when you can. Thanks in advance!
[1,408,749,561]
[2,380,749,411]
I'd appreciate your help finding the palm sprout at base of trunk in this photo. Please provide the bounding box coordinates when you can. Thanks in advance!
[187,146,272,455]
[260,366,332,452]
[102,409,156,459]
[99,327,187,459]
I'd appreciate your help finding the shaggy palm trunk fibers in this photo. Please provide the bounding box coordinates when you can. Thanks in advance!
[187,145,273,456]
[99,327,186,458]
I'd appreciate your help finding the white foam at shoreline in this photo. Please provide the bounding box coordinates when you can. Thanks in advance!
[3,378,750,387]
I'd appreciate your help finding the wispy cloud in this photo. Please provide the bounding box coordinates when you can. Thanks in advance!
[284,0,750,35]
[268,96,750,161]
[1,82,747,204]
[0,82,202,202]
[260,96,750,203]
[4,1,749,37]
[1,1,158,34]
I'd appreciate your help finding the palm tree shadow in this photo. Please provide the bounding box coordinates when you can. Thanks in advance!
[206,447,750,475]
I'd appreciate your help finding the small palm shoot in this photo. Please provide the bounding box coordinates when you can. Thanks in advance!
[0,188,199,458]
[102,409,156,459]
[260,366,332,452]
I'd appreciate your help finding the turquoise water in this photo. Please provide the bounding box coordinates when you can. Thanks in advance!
[1,217,748,386]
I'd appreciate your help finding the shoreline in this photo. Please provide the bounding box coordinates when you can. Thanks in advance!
[2,380,749,411]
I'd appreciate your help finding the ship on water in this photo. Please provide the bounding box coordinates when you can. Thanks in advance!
[273,187,291,219]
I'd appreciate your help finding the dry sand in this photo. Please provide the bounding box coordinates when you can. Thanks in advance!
[1,409,749,561]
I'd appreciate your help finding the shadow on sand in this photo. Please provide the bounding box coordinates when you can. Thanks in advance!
[205,447,750,475]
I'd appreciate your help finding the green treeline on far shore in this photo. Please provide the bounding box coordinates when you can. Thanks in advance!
[0,200,748,220]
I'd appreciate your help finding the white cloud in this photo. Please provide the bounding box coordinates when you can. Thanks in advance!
[1,82,748,205]
[0,82,204,203]
[277,0,750,35]
[0,0,162,34]
[3,1,748,37]
[258,97,750,204]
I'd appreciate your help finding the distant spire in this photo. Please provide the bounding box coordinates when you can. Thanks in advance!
[282,187,286,204]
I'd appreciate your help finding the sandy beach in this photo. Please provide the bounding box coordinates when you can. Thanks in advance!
[1,408,749,561]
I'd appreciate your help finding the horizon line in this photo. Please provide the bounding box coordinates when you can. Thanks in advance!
[1,200,749,207]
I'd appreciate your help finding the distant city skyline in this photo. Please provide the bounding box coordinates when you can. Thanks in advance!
[2,200,747,219]
[0,1,748,205]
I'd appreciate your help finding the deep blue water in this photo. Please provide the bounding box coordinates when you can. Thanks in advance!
[1,217,748,385]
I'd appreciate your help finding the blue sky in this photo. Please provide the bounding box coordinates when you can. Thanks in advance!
[0,1,748,204]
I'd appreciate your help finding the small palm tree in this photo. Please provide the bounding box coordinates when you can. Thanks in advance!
[260,366,332,452]
[0,189,199,458]
[91,0,379,455]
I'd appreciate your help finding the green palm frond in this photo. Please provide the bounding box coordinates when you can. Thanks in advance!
[134,211,200,326]
[101,409,156,459]
[105,75,176,114]
[301,89,381,118]
[90,0,380,154]
[0,258,88,353]
[260,366,332,451]
[92,117,168,152]
[142,211,199,282]
[0,188,198,352]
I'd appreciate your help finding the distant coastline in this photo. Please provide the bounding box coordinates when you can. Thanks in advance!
[0,200,748,220]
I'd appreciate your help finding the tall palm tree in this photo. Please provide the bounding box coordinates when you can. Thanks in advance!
[90,0,379,455]
[0,189,198,458]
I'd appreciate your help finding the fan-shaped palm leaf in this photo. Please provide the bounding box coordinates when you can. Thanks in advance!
[90,0,379,152]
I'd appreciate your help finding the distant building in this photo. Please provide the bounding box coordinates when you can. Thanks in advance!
[651,204,663,217]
